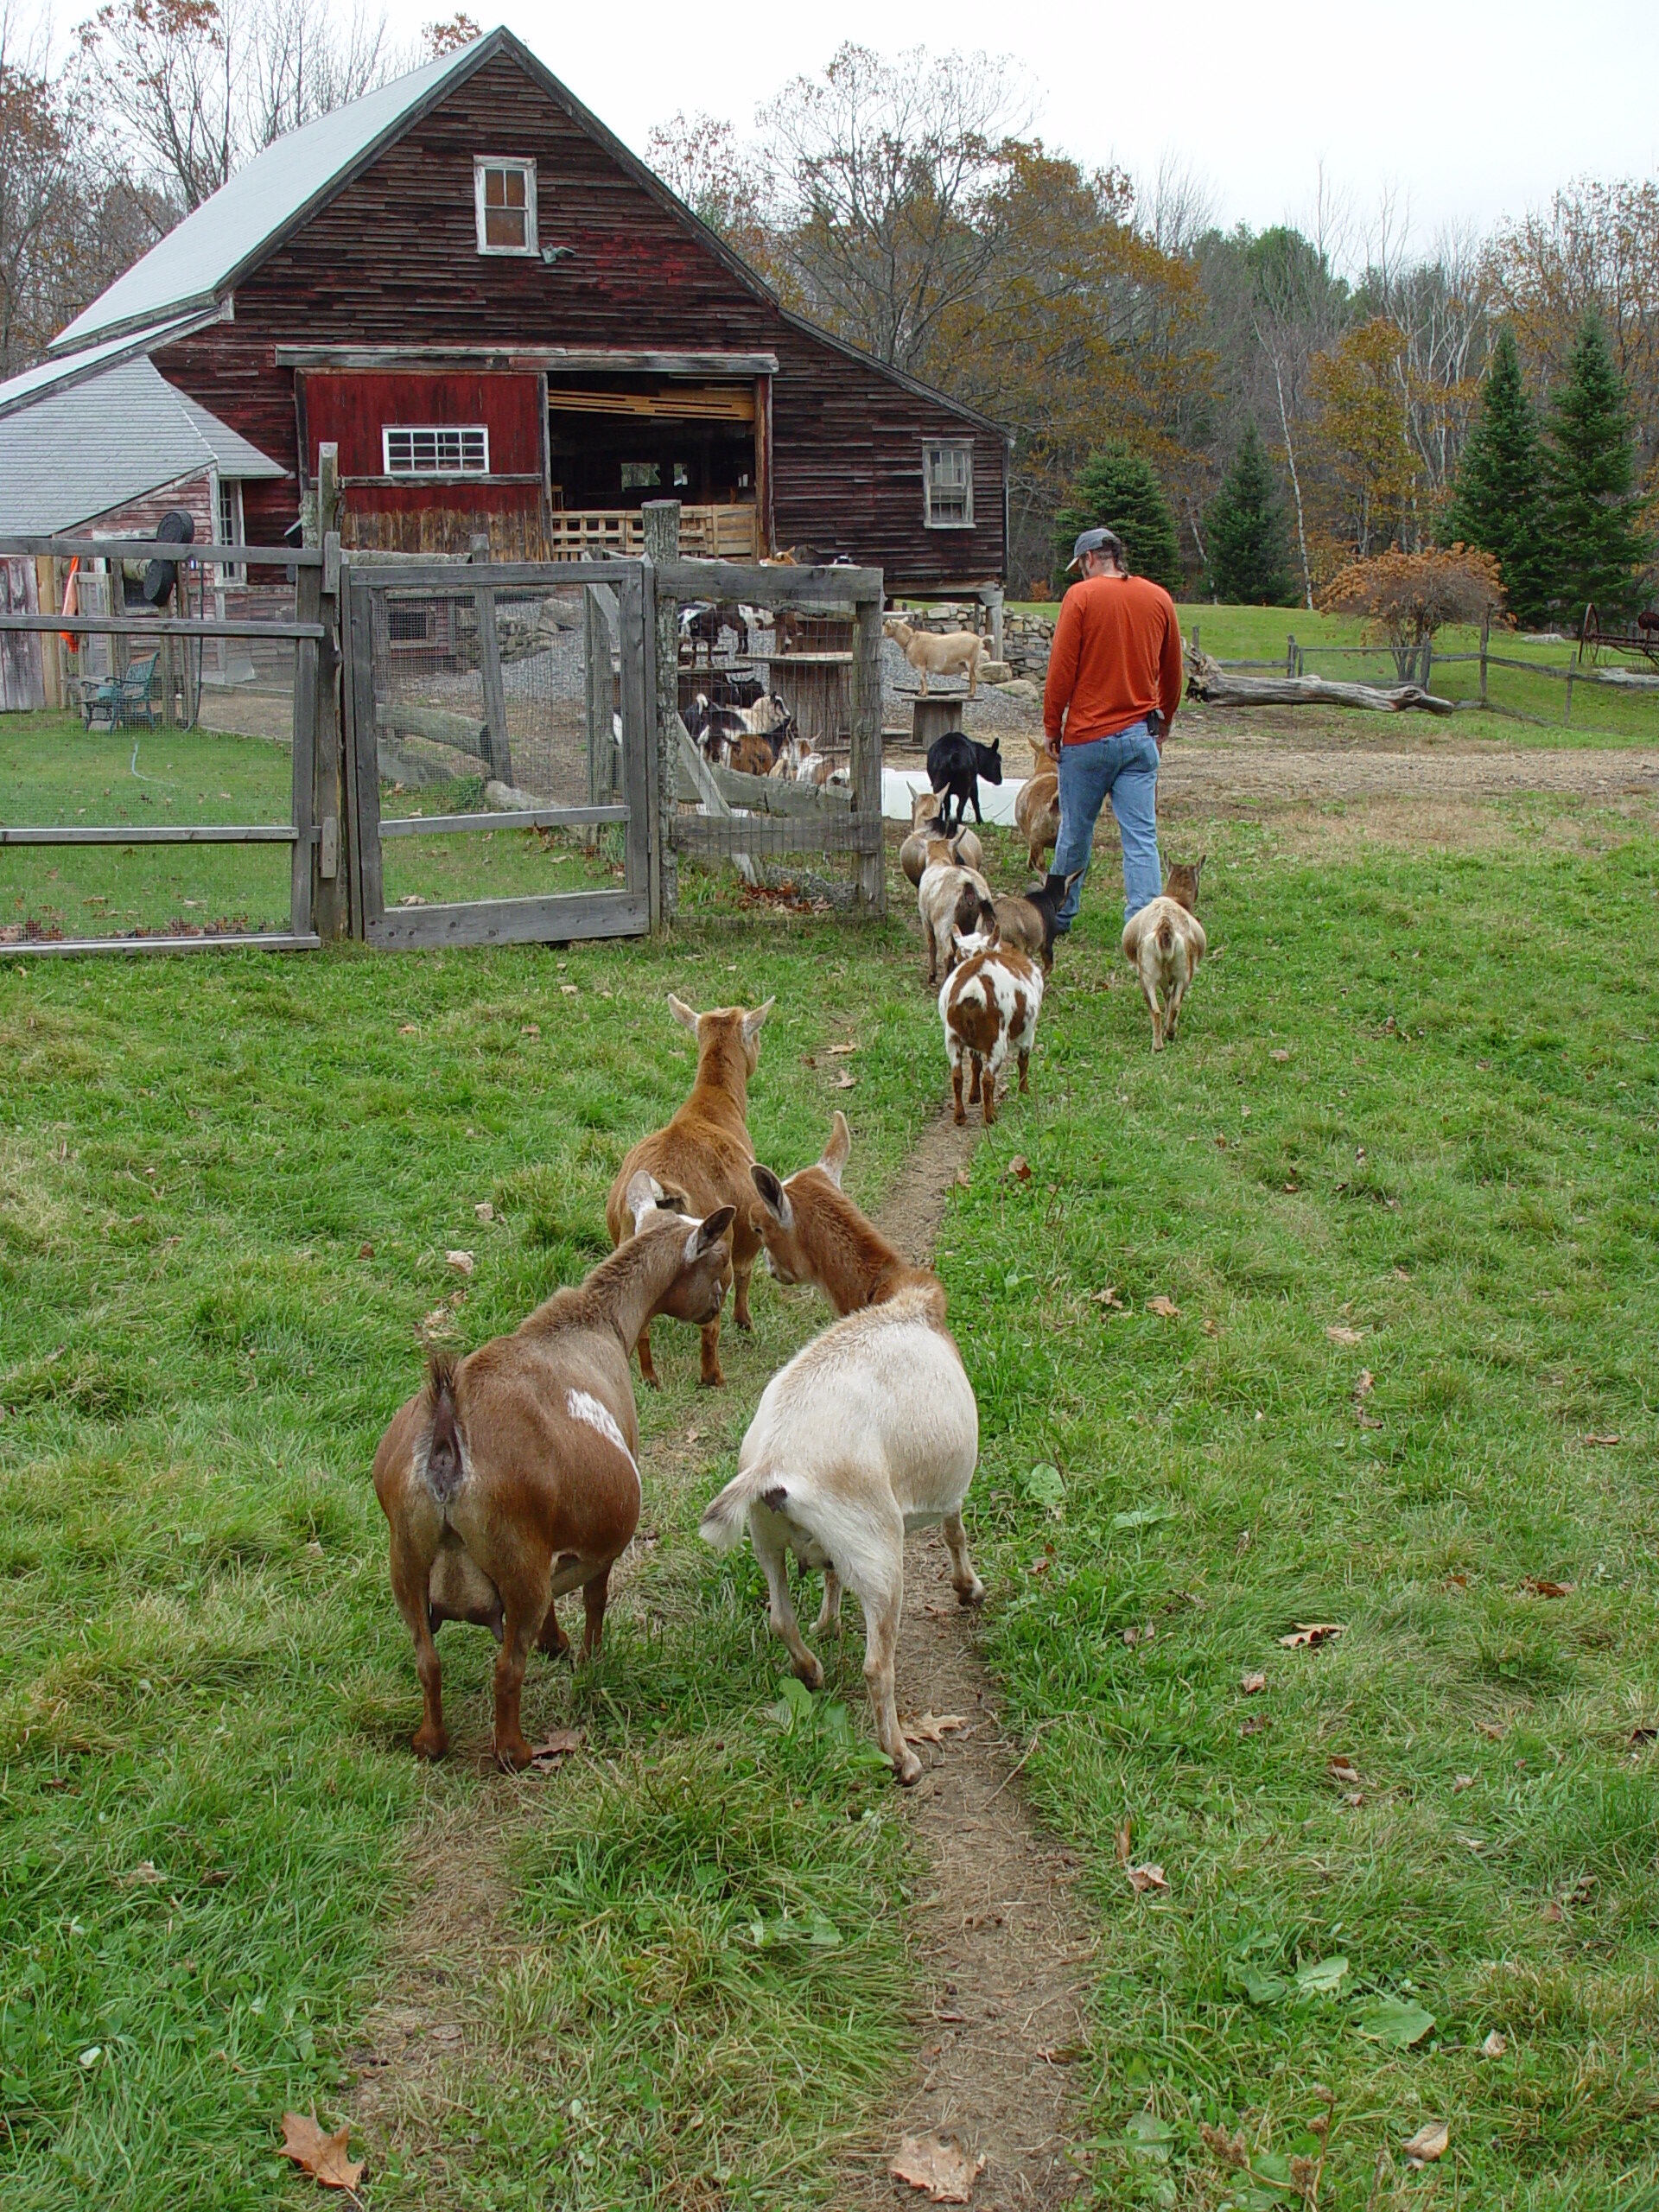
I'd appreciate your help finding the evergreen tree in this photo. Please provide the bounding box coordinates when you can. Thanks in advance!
[1543,313,1649,626]
[1205,420,1295,603]
[1053,443,1183,595]
[1444,327,1552,627]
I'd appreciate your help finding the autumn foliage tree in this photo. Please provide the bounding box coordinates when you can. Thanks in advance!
[1319,545,1506,680]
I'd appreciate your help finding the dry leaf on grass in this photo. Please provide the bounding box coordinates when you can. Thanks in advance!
[1476,1719,1505,1740]
[1007,1154,1032,1181]
[474,1200,494,1223]
[832,1070,856,1090]
[890,2131,985,2203]
[1327,1757,1361,1786]
[1092,1285,1125,1310]
[1281,1622,1346,1649]
[1582,1432,1621,1446]
[1240,1670,1267,1694]
[955,1166,972,1189]
[279,2112,365,2193]
[1482,2030,1508,2057]
[823,1041,857,1058]
[1146,1295,1181,1319]
[560,983,578,997]
[521,1022,540,1037]
[1521,1577,1573,1599]
[1325,1324,1363,1346]
[356,1241,374,1259]
[1203,1316,1221,1337]
[397,1022,418,1035]
[1116,1816,1133,1864]
[1126,1862,1169,1896]
[421,1306,458,1341]
[1402,2120,1449,2166]
[1355,1369,1374,1398]
[116,1860,163,1886]
[1270,1047,1290,1062]
[529,1729,584,1767]
[1240,1715,1268,1737]
[446,1249,474,1277]
[903,1712,968,1746]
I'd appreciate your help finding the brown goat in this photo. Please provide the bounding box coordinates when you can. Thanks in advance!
[606,995,773,1387]
[1014,768,1060,871]
[372,1184,736,1767]
[750,1111,937,1315]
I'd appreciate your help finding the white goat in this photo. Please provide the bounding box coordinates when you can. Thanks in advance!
[917,836,993,984]
[700,1282,982,1783]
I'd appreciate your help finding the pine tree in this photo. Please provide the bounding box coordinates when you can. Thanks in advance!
[1444,328,1552,628]
[1205,420,1294,604]
[1543,314,1649,626]
[1053,444,1183,595]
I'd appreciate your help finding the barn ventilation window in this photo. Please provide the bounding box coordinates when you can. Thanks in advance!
[382,425,490,477]
[474,157,537,254]
[922,441,974,529]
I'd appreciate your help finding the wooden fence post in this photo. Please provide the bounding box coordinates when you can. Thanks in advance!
[310,446,347,939]
[851,588,886,917]
[641,499,681,924]
[469,532,513,787]
[1564,663,1573,727]
[1479,613,1489,706]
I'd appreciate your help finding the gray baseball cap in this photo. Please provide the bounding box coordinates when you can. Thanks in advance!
[1066,526,1124,571]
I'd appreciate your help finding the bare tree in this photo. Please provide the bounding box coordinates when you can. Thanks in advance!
[246,0,401,149]
[758,41,1033,375]
[0,2,71,370]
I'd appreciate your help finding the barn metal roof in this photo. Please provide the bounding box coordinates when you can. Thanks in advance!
[0,357,284,535]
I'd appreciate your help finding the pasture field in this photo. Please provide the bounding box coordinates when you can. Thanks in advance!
[3,766,1657,2208]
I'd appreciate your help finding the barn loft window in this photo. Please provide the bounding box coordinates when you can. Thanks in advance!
[474,157,537,255]
[383,425,490,477]
[922,441,974,529]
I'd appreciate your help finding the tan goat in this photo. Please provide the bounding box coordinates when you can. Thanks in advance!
[1014,767,1060,871]
[1122,857,1206,1051]
[605,995,772,1386]
[917,834,993,984]
[372,1181,735,1767]
[883,616,986,698]
[900,800,983,888]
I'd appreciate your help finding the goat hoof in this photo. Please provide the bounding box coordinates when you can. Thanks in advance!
[794,1655,824,1692]
[494,1732,534,1772]
[957,1577,986,1608]
[411,1725,448,1761]
[698,1370,726,1389]
[952,1108,966,1127]
[893,1748,923,1786]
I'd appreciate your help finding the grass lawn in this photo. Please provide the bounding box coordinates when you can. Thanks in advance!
[3,792,1657,2207]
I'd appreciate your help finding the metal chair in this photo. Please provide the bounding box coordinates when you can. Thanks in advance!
[84,651,161,732]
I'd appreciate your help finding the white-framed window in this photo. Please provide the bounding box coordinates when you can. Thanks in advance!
[216,477,245,581]
[923,441,975,529]
[474,156,537,255]
[382,425,490,477]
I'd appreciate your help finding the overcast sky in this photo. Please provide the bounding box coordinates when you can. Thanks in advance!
[381,0,1656,257]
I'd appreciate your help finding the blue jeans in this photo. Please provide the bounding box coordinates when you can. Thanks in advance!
[1051,722,1162,928]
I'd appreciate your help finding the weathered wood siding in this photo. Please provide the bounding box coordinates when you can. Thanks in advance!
[151,48,1005,588]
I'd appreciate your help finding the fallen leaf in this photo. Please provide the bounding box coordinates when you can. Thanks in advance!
[1126,1862,1169,1896]
[1240,1714,1268,1737]
[279,2112,365,2192]
[1295,1954,1349,1994]
[357,1241,374,1259]
[1325,1324,1363,1346]
[1241,1670,1267,1694]
[474,1200,494,1223]
[833,1070,856,1090]
[1146,1294,1181,1319]
[116,1860,163,1886]
[1022,1462,1065,1509]
[1007,1154,1032,1181]
[1393,1265,1411,1280]
[823,1042,857,1057]
[1282,1179,1300,1192]
[521,1023,540,1038]
[1327,1758,1361,1786]
[446,1249,475,1277]
[1270,1047,1290,1062]
[1203,1315,1221,1337]
[1355,1368,1374,1398]
[1630,1725,1658,1747]
[1358,1995,1436,2048]
[397,1022,418,1034]
[1092,1285,1125,1310]
[1281,1622,1346,1649]
[903,1712,968,1746]
[529,1729,584,1766]
[421,1306,458,1340]
[1482,2030,1508,2058]
[1214,1133,1228,1149]
[684,1426,702,1444]
[1582,1433,1621,1446]
[560,983,578,996]
[1115,1815,1133,1864]
[1476,1719,1505,1740]
[890,2131,985,2202]
[1402,2119,1449,2166]
[1521,1577,1573,1599]
[1446,1571,1468,1588]
[955,1166,972,1188]
[1541,1899,1563,1923]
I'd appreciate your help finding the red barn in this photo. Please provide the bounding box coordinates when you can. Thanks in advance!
[32,29,1008,593]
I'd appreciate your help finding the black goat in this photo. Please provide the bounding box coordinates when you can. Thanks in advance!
[926,731,1003,830]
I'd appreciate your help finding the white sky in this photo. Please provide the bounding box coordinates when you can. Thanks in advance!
[400,0,1656,257]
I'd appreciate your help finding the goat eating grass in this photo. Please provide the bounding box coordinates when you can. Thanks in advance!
[703,1115,982,1783]
[373,1179,735,1769]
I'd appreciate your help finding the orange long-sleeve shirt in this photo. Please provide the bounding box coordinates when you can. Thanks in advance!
[1042,573,1184,746]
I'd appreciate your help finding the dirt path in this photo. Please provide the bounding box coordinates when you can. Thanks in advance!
[836,1108,1094,2210]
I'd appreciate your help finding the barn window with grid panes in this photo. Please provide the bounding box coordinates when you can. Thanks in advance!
[923,441,974,528]
[383,425,490,477]
[474,156,537,253]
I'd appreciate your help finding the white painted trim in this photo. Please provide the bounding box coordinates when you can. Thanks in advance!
[381,424,490,478]
[922,439,976,531]
[474,156,538,257]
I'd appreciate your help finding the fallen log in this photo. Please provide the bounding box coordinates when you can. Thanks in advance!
[1185,645,1455,715]
[374,700,490,756]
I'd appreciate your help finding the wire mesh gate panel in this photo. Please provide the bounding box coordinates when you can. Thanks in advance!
[657,557,886,916]
[344,560,654,949]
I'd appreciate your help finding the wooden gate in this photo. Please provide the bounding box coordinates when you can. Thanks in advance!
[343,558,656,949]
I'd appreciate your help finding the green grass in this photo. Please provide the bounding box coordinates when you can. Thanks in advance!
[946,823,1659,2206]
[4,795,1657,2208]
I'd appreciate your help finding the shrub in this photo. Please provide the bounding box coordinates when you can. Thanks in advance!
[1319,546,1507,680]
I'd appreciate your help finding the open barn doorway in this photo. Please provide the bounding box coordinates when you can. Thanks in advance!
[544,376,765,559]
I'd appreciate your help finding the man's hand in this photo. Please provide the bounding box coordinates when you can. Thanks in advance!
[1042,731,1061,763]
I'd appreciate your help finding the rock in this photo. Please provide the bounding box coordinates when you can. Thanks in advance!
[980,660,1014,684]
[995,677,1040,704]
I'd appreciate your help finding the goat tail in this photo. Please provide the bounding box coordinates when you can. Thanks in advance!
[698,1461,779,1552]
[1156,916,1175,955]
[423,1351,466,1503]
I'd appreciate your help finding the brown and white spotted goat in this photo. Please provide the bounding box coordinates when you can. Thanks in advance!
[372,1179,735,1768]
[938,919,1045,1126]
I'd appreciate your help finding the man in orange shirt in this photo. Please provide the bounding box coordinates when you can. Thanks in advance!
[1042,526,1184,932]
